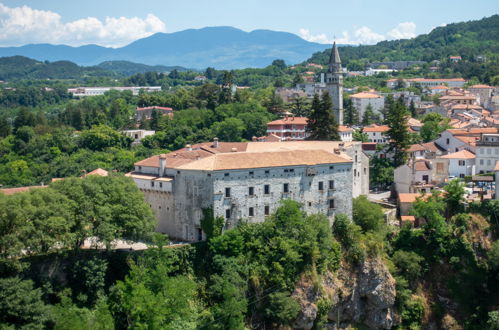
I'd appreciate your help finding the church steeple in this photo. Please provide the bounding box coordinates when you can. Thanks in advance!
[328,42,342,73]
[325,41,344,126]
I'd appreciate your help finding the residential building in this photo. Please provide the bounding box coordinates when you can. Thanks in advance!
[394,159,434,194]
[68,86,161,97]
[468,84,494,107]
[339,126,353,142]
[398,193,429,216]
[476,134,499,173]
[440,150,476,178]
[266,117,309,140]
[350,92,385,119]
[363,124,389,143]
[386,78,466,89]
[127,140,369,242]
[407,142,444,159]
[495,161,499,200]
[122,130,155,145]
[435,128,498,153]
[325,42,344,125]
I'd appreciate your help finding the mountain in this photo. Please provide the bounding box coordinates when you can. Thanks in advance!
[0,26,331,70]
[307,15,499,66]
[0,56,117,80]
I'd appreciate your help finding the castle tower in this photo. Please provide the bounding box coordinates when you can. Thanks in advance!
[325,42,344,125]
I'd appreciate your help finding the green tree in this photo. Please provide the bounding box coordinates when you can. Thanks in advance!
[352,195,385,232]
[362,104,376,126]
[265,292,301,326]
[0,117,11,138]
[386,98,411,167]
[353,129,368,142]
[0,277,49,329]
[78,125,132,151]
[344,98,359,125]
[392,250,424,282]
[306,92,340,140]
[212,118,245,141]
[443,179,465,218]
[272,59,287,69]
[409,99,417,117]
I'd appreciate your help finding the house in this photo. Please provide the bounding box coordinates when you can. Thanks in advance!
[394,160,434,194]
[350,92,385,118]
[122,130,155,145]
[398,193,429,216]
[475,134,499,173]
[386,78,466,89]
[68,86,161,97]
[468,84,494,107]
[428,85,449,95]
[135,106,174,122]
[449,56,462,63]
[275,88,308,103]
[266,117,309,140]
[435,128,498,153]
[440,150,476,178]
[363,124,389,143]
[127,140,369,242]
[407,141,444,159]
[339,126,353,142]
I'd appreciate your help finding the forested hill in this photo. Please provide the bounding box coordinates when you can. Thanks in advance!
[307,15,499,66]
[96,61,190,76]
[0,56,118,80]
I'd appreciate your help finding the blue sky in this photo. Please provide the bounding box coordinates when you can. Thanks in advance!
[0,0,497,47]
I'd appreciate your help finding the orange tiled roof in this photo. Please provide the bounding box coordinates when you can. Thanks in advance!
[267,117,308,125]
[469,84,493,89]
[350,92,382,99]
[415,160,431,171]
[0,185,47,195]
[339,125,353,132]
[398,193,429,203]
[429,85,449,90]
[441,150,476,159]
[83,168,109,177]
[401,215,416,221]
[363,124,389,132]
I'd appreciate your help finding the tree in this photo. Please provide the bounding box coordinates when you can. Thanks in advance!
[0,277,49,328]
[352,195,385,232]
[290,96,310,117]
[386,98,411,167]
[292,73,304,86]
[13,107,36,132]
[409,99,417,117]
[353,129,368,142]
[392,250,424,282]
[272,59,286,69]
[443,179,465,218]
[265,292,301,326]
[212,118,245,141]
[0,117,11,138]
[306,92,340,140]
[205,67,216,80]
[362,104,376,126]
[344,98,359,125]
[78,125,133,151]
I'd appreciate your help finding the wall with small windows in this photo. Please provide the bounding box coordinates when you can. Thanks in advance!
[211,162,353,229]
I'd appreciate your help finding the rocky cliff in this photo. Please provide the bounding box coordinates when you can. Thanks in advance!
[292,258,398,329]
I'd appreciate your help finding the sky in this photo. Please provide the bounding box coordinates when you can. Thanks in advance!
[0,0,497,48]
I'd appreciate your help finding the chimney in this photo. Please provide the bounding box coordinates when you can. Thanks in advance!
[333,148,341,154]
[186,144,192,151]
[159,154,167,177]
[213,137,219,148]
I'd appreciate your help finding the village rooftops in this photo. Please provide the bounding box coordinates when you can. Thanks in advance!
[428,85,449,90]
[0,185,47,195]
[441,150,476,159]
[398,193,429,203]
[469,84,493,89]
[447,127,498,135]
[350,92,383,99]
[414,160,431,171]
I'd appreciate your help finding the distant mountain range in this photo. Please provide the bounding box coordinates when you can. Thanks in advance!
[0,27,331,69]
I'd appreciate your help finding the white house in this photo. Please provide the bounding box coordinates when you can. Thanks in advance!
[363,125,389,143]
[476,134,499,173]
[339,126,353,142]
[394,160,433,194]
[440,150,476,178]
[350,92,385,119]
[122,130,156,145]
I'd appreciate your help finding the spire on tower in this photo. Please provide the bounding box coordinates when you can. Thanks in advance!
[328,41,342,73]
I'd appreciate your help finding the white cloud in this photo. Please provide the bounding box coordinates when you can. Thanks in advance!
[299,22,418,45]
[387,22,416,39]
[298,28,333,44]
[0,3,166,47]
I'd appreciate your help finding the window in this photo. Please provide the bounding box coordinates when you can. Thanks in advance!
[329,166,334,170]
[159,182,163,188]
[264,205,270,215]
[264,184,270,194]
[289,169,294,173]
[225,187,231,198]
[151,181,155,187]
[354,169,357,177]
[480,159,484,165]
[138,166,142,171]
[329,180,335,190]
[224,173,230,177]
[308,202,312,207]
[249,186,254,196]
[283,183,289,193]
[446,138,450,144]
[225,209,231,218]
[197,228,203,241]
[249,171,254,175]
[265,170,270,174]
[249,207,254,217]
[487,148,492,155]
[458,160,465,166]
[329,199,335,209]
[459,174,465,178]
[318,181,324,191]
[284,169,289,173]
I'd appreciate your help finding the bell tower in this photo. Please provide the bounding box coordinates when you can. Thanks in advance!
[325,42,344,125]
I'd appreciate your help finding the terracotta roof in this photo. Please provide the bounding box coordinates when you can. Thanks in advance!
[429,85,449,90]
[455,136,479,145]
[339,125,353,132]
[441,150,476,159]
[440,95,476,100]
[176,149,351,171]
[350,92,382,99]
[0,185,47,195]
[136,106,173,111]
[267,117,309,125]
[401,216,416,221]
[408,118,422,127]
[83,168,109,177]
[408,141,441,153]
[415,160,431,171]
[448,128,498,135]
[363,124,389,132]
[398,193,429,203]
[450,104,483,110]
[469,84,492,89]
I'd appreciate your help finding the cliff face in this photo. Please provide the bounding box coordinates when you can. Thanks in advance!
[292,258,398,329]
